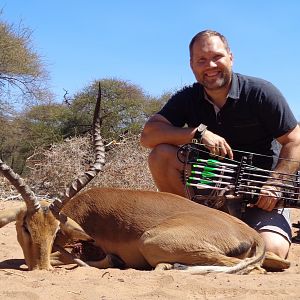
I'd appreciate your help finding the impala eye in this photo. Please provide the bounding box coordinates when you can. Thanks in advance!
[22,222,30,234]
[22,215,30,234]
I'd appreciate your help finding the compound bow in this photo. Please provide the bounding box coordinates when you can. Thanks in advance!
[178,143,300,209]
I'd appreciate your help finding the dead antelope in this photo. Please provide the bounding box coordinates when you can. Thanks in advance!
[0,84,266,274]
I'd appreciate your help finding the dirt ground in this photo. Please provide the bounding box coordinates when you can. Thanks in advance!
[1,200,300,300]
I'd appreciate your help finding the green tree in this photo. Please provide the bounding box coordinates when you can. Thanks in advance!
[0,74,173,173]
[0,102,73,173]
[142,91,171,120]
[0,12,50,106]
[0,11,52,172]
[68,79,151,140]
[9,104,72,172]
[18,103,71,145]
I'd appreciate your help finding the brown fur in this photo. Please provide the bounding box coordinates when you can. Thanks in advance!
[0,188,265,273]
[0,201,59,270]
[61,188,265,273]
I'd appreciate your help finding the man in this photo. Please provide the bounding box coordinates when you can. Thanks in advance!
[140,30,300,264]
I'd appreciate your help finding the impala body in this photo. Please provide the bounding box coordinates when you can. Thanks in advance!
[59,187,265,273]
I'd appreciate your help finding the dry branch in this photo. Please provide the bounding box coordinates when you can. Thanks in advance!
[0,133,156,200]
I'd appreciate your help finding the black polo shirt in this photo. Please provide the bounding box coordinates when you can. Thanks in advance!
[158,72,297,169]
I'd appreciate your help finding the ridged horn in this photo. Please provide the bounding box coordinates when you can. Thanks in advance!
[49,82,105,216]
[0,160,40,212]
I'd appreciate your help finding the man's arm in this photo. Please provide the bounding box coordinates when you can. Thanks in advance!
[141,114,234,158]
[256,125,300,211]
[276,124,300,174]
[140,114,197,149]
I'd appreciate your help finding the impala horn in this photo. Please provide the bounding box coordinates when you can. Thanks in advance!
[0,161,40,212]
[49,82,105,218]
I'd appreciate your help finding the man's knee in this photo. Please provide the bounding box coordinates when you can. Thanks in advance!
[147,144,186,196]
[148,144,178,167]
[259,230,290,259]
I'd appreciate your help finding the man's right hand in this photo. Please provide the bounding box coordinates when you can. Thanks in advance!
[201,130,233,159]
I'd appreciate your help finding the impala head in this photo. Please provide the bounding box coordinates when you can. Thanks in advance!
[0,83,105,270]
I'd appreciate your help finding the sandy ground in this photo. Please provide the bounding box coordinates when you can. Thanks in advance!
[1,200,300,300]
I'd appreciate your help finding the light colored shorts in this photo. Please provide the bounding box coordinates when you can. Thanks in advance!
[242,207,292,243]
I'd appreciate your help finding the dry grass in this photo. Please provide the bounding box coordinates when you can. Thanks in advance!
[0,134,156,200]
[93,135,156,191]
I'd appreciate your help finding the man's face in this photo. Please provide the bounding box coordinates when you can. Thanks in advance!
[190,36,233,91]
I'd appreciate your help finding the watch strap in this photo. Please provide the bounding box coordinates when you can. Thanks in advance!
[192,124,207,143]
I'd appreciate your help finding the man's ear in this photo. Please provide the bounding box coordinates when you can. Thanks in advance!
[229,51,234,65]
[190,57,195,72]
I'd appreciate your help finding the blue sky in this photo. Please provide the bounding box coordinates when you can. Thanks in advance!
[1,0,300,119]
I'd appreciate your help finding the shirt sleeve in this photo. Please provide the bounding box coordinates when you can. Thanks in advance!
[256,81,297,138]
[158,86,194,127]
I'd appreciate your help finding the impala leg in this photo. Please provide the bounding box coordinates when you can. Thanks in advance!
[51,251,73,266]
[138,215,244,269]
[154,263,173,270]
[86,254,125,269]
[50,251,113,269]
[51,245,89,267]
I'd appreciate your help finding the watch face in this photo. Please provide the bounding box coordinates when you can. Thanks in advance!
[193,124,207,140]
[197,124,207,133]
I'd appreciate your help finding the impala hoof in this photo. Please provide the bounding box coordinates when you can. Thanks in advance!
[262,251,290,271]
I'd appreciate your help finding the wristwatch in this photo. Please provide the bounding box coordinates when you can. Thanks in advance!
[192,124,207,144]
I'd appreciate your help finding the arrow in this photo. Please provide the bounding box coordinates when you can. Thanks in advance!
[240,178,295,189]
[194,158,238,168]
[243,172,297,184]
[245,165,298,178]
[186,182,227,191]
[191,170,234,180]
[192,164,236,174]
[238,184,300,197]
[188,176,232,186]
[237,190,300,202]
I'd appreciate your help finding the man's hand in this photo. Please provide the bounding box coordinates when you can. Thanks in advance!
[201,130,233,159]
[256,185,280,211]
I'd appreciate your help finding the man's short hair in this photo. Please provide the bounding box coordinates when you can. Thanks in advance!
[189,30,231,57]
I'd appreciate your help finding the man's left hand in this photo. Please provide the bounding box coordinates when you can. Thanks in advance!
[256,185,280,211]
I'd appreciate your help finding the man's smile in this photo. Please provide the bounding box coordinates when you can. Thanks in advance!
[204,70,220,78]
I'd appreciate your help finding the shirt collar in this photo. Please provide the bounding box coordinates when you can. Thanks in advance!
[228,72,240,99]
[203,91,220,114]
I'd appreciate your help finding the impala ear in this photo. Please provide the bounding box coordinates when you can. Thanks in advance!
[59,215,94,242]
[0,206,25,228]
